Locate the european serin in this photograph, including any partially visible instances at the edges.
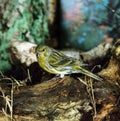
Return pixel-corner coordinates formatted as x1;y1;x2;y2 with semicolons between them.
36;45;103;81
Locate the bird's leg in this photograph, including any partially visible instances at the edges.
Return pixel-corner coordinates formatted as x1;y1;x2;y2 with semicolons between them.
51;74;66;84
60;74;65;78
58;74;69;83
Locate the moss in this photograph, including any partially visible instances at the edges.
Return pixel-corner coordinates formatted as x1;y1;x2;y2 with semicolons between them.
0;0;49;72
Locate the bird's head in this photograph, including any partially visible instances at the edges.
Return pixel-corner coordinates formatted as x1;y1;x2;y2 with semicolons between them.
36;45;50;59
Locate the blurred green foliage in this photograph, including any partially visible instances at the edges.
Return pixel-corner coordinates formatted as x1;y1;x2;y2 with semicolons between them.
0;0;49;72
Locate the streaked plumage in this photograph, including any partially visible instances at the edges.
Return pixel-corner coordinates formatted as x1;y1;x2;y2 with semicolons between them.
36;45;103;81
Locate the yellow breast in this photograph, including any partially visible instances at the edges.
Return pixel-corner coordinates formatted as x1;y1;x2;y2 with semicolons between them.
37;54;46;67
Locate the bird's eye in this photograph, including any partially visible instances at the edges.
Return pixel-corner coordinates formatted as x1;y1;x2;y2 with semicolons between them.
42;49;45;51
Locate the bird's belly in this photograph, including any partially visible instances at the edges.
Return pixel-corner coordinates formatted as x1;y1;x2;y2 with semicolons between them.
56;66;74;74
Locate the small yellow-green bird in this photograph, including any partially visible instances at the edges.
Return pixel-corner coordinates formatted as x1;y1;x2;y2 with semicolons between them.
36;45;103;81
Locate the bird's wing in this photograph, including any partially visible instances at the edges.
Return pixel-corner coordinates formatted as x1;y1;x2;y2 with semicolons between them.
48;49;84;68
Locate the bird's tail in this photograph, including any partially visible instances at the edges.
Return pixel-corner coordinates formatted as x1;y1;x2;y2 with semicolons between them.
78;67;103;81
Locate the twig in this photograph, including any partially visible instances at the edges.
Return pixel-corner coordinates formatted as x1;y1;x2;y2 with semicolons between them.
89;80;97;118
86;79;97;119
10;80;13;120
77;77;87;86
27;69;32;83
0;78;14;121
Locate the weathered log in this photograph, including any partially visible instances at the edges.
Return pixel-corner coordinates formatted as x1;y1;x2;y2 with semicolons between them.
0;75;120;121
11;76;120;121
10;41;112;67
99;42;120;85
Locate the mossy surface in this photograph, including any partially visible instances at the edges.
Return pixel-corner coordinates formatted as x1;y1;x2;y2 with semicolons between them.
0;0;49;72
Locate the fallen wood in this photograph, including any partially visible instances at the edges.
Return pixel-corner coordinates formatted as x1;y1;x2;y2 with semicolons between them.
10;77;120;121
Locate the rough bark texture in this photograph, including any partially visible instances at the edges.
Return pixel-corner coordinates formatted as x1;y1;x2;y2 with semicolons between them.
0;76;120;121
13;77;91;121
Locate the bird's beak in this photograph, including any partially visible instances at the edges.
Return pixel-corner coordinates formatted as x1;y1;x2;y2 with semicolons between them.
36;52;41;57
